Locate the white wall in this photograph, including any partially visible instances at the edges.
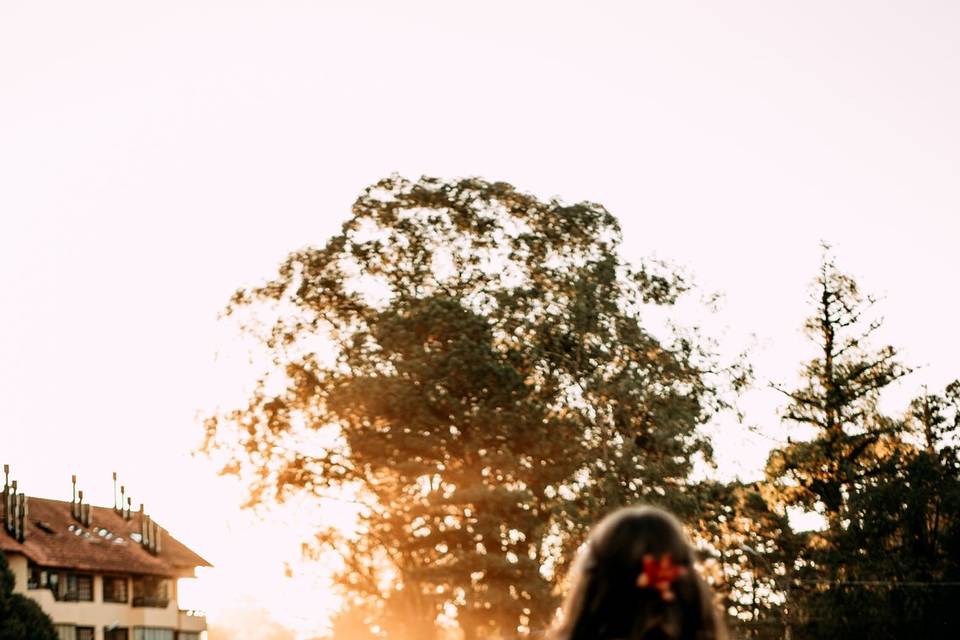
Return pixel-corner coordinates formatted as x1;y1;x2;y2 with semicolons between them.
6;554;205;640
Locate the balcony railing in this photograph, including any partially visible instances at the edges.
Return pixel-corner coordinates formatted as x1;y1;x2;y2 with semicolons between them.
52;590;92;602
132;595;170;608
178;609;208;633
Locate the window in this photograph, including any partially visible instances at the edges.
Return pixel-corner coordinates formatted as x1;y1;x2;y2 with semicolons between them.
176;634;200;640
54;626;75;640
103;575;129;603
36;569;92;601
133;629;174;640
48;571;60;594
59;573;93;601
105;628;130;640
131;575;170;608
52;626;94;640
27;563;42;589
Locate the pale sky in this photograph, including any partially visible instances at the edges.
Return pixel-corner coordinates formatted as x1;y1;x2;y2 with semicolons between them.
2;2;960;637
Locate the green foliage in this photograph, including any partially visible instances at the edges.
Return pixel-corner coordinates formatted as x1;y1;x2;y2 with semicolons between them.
205;175;735;639
693;480;801;635
764;251;960;639
766;250;911;523
810;384;960;639
203;178;960;637
0;553;58;640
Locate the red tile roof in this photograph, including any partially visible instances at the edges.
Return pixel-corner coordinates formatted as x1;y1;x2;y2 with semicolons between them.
0;497;211;577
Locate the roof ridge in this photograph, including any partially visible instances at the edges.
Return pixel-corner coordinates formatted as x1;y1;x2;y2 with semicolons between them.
0;493;212;574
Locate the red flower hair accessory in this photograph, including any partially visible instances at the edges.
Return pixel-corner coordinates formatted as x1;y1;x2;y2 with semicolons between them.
636;554;687;602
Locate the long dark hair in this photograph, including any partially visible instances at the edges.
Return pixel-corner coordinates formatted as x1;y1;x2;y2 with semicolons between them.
549;506;726;640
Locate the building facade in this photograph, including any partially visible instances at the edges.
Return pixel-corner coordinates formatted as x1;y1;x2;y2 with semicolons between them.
1;470;210;640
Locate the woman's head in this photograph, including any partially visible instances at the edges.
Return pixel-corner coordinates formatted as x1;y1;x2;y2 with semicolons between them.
549;506;725;640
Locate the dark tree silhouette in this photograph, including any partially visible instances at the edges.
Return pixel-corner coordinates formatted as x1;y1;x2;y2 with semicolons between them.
0;552;58;640
765;251;960;639
766;248;911;529
204;175;737;639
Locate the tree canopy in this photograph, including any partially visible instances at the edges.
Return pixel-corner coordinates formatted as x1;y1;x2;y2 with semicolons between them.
204;175;737;639
0;553;58;640
203;179;959;639
766;251;911;526
762;251;960;639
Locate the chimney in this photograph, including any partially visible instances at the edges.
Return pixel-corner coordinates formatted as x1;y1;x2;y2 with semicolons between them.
77;490;85;526
83;503;92;528
71;475;78;520
16;493;28;543
11;493;19;541
112;472;118;511
120;485;126;516
2;465;9;534
125;496;132;521
9;480;17;534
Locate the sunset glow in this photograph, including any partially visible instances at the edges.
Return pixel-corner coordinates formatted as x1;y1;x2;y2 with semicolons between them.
4;2;960;638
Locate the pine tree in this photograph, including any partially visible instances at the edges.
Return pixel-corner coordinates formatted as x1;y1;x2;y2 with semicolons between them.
766;249;910;532
763;250;960;638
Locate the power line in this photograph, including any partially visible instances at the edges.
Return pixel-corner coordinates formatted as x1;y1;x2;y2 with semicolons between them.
793;579;960;587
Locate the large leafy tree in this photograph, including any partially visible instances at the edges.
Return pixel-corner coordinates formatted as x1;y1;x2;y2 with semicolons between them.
0;553;58;640
204;176;733;639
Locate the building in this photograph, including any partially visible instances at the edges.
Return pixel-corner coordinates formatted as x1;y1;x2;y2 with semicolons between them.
0;468;210;640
